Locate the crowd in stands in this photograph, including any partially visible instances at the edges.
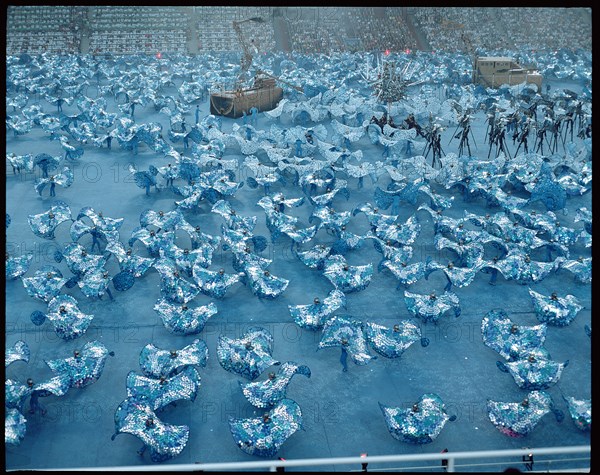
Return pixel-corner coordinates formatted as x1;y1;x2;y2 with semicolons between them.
195;6;276;53
8;5;75;31
413;8;500;53
6;6;591;56
286;7;417;54
288;15;346;54
88;6;189;54
497;7;591;51
7;31;80;55
196;5;273;22
89;31;188;55
345;8;418;52
413;7;591;53
89;6;188;31
6;5;81;55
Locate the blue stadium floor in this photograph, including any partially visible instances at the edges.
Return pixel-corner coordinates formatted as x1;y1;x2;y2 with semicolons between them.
5;64;591;471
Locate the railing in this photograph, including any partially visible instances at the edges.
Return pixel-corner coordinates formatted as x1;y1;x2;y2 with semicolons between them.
24;445;590;472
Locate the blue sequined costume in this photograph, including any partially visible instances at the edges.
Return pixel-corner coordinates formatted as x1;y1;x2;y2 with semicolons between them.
153;298;217;334
76;267;114;300
105;240;155;277
528;289;582;326
487;390;554;437
140;208;184;230
240;361;311;408
44;340;113;388
564;396;591;431
22;265;68;302
5;340;32;443
295;244;333;270
161;242;215;274
425;259;483;290
288;289;346;330
139;339;208;378
380;259;427;288
129;227;175;258
60;242;108;275
309;205;351;232
229;398;302;458
365;321;424;358
112;398;190;462
379;394;455;444
404;290;461;324
559;257;592;284
318;316;376;366
71;207;123;245
27;201;72;239
5;253;33;280
481;309;547;360
5;340;30;367
192;266;245;299
487;248;562;285
153;255;199;304
497;352;568;390
39;294;94;340
125;366;201;411
323;255;373;293
5;408;27;445
243;264;290;300
372;215;421;246
217;327;280;380
211;199;257;232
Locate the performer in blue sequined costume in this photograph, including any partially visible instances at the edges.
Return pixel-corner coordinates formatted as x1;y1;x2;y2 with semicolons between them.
31;294;94;340
217;327;280;380
404;290;461;324
528;289;583;326
365;321;429;358
288;289;346;330
240;361;311;408
563;396;591;431
487;390;560;437
153;298;217;334
44;340;114;389
139;339;208;378
379;394;456;444
111;398;190;462
229;398;302;457
496;351;568;390
481;309;547;361
318;316;377;367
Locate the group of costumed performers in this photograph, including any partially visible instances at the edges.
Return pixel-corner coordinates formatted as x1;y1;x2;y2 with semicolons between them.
5;47;591;464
